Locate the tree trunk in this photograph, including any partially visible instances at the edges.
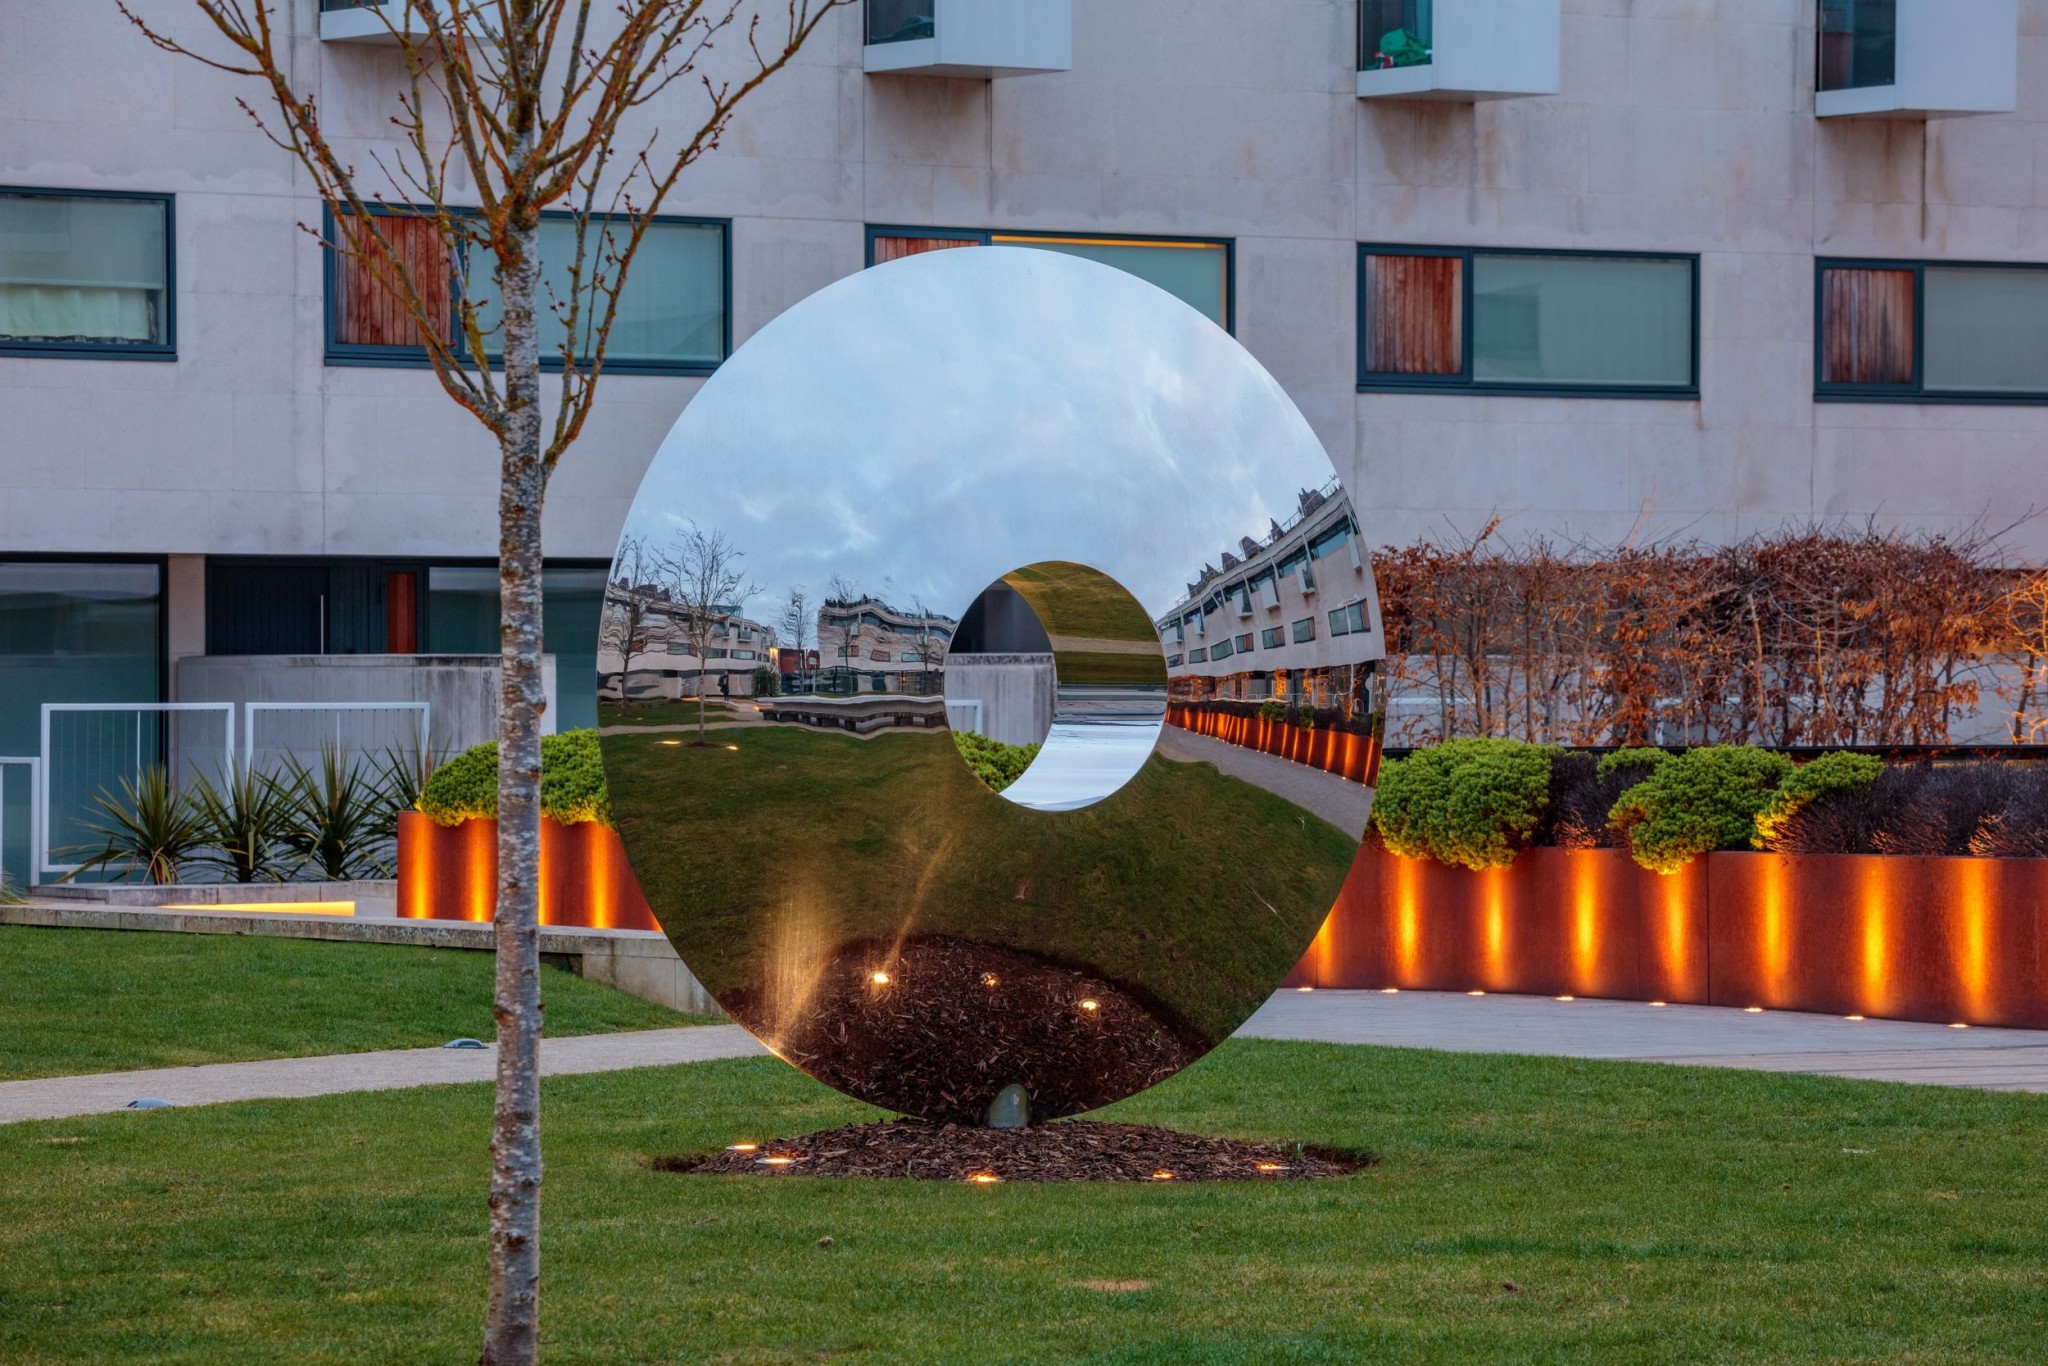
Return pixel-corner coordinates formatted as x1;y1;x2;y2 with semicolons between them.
482;204;546;1366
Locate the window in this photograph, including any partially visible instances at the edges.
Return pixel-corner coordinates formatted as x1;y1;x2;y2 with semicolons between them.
1360;246;1698;396
869;227;1232;330
866;0;935;44
1167;653;1184;668
1235;633;1255;652
901;652;921;663
1817;259;2048;402
1211;638;1235;661
1360;0;1432;70
328;208;728;373
1188;647;1207;664
733;650;756;661
1817;1;1895;93
1292;618;1316;644
0;190;173;358
419;562;608;729
1261;627;1285;650
1328;602;1368;637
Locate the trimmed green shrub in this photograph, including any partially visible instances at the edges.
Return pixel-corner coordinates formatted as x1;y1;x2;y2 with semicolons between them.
1753;752;1884;850
953;730;1040;793
416;729;615;829
1371;738;1555;871
1258;698;1287;723
1596;747;1673;780
1608;746;1794;874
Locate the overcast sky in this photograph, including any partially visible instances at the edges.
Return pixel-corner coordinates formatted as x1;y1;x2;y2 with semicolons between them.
620;245;1338;627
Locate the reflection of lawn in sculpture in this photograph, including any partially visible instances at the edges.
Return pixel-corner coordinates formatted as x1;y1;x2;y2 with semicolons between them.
598;699;742;727
1003;562;1160;643
605;726;1353;1048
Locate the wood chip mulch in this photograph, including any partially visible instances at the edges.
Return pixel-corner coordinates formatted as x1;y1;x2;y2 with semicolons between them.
655;1119;1374;1183
719;934;1204;1125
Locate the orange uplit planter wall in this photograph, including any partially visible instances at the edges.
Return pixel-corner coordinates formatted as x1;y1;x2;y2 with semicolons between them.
1288;842;2048;1029
1167;703;1383;786
396;810;661;932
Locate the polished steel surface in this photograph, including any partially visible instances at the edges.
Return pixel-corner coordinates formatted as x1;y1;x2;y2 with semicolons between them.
600;246;1383;1121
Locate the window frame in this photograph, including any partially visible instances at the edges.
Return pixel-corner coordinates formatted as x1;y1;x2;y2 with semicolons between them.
1357;243;1701;400
1814;255;2048;406
865;224;1237;334
324;204;732;375
0;186;177;361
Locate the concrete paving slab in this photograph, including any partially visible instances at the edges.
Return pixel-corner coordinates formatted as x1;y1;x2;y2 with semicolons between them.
1236;989;2048;1093
0;1025;767;1125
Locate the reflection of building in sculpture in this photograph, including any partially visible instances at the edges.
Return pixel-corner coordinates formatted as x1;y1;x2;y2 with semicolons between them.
598;581;779;701
1155;483;1386;717
815;595;955;696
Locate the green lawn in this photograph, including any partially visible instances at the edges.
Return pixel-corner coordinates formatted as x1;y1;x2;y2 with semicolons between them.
0;927;705;1080
3;1042;2046;1362
1005;562;1161;644
599;699;742;727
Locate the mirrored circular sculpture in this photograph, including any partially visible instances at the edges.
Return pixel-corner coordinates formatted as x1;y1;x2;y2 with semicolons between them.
600;246;1385;1123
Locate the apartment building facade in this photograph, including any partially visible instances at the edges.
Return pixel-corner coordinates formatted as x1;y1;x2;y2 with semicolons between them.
5;0;2048;882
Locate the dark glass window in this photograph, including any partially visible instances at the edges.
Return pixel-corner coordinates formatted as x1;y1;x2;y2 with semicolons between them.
1818;259;2048;402
0;190;173;357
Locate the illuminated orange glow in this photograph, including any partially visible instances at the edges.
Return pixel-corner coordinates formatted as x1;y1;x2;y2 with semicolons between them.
1658;862;1695;1000
1950;1022;1969;1029
758;1155;799;1167
1254;1162;1286;1173
1759;855;1789;1005
1380;987;1399;995
1859;860;1890;1017
1482;867;1508;988
981;973;1001;988
1555;995;1575;1003
1649;1001;1668;1008
1569;854;1598;994
1079;999;1100;1013
727;1143;759;1152
1295;985;1315;993
160;901;357;916
1845;1014;1865;1021
869;970;892;986
1958;857;1991;1020
1466;990;1486;997
466;818;495;924
967;1172;1002;1184
1150;1170;1175;1181
1394;854;1421;982
1745;1006;1764;1014
661;739;681;746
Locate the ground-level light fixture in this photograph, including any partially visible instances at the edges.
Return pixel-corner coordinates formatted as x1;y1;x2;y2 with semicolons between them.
1295;985;1314;993
1466;990;1486;998
1845;1014;1866;1022
1254;1162;1287;1173
661;739;681;746
1078;999;1100;1013
727;1142;760;1153
757;1155;801;1167
1649;1001;1668;1008
1380;987;1399;995
981;972;1000;988
1745;1006;1764;1014
1950;1022;1969;1029
869;970;891;986
1150;1170;1175;1181
966;1172;1002;1185
1555;995;1575;1003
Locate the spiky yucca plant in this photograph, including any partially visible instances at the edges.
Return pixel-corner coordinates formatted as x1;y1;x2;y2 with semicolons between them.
62;766;205;885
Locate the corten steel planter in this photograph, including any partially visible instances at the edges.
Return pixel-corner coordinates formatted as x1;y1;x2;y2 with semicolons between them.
1288;842;2048;1029
396;810;659;932
1167;703;1382;786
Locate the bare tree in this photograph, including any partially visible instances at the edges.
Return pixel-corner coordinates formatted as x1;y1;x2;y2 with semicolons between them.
778;587;812;693
121;3;847;1360
672;522;759;743
910;595;949;693
603;532;668;713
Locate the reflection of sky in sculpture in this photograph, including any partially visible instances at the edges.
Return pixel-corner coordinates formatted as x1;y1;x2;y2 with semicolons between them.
621;247;1336;626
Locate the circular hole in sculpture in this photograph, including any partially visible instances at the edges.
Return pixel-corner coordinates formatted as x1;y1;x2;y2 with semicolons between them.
942;561;1167;811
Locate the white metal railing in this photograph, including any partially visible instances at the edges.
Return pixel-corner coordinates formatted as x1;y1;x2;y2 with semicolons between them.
243;701;430;773
39;703;235;880
0;755;39;889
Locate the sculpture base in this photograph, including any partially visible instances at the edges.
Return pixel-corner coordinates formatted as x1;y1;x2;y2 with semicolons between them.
658;1119;1371;1183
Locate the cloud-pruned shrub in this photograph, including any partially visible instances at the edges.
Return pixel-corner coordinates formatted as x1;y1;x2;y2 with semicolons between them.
1371;738;1555;871
1753;752;1884;850
1608;746;1793;874
417;729;614;829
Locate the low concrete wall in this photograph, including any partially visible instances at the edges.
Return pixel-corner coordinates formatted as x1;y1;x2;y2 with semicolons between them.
2;901;721;1016
175;653;560;760
943;654;1056;746
32;880;398;917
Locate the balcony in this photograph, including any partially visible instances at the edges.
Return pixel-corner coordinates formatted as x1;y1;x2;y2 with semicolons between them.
862;0;1071;79
319;0;495;46
1356;0;1558;102
1815;1;2016;118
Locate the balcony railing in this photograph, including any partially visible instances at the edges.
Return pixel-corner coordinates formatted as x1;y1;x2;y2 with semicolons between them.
1817;0;1896;92
867;0;936;46
1359;0;1432;71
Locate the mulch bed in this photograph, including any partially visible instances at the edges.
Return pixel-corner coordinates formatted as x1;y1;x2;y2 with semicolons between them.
720;935;1205;1125
658;1119;1373;1183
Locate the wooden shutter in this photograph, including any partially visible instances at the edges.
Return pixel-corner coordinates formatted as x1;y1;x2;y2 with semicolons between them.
1821;266;1915;386
336;213;453;348
1364;253;1462;375
872;235;982;265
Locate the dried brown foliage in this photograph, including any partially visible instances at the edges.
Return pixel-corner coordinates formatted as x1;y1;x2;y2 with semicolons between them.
1376;522;2039;748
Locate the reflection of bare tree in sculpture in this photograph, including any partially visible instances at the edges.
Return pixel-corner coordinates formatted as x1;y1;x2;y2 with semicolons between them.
780;588;813;694
605;533;665;712
911;594;947;695
827;574;865;689
673;523;760;745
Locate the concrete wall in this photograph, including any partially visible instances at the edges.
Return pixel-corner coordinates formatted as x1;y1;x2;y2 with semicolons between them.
5;1;2048;566
944;654;1057;746
175;653;559;760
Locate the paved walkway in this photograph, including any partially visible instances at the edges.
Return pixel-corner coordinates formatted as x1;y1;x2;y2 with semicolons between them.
12;991;2044;1125
1238;990;2048;1093
1156;725;1370;834
0;1025;767;1125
